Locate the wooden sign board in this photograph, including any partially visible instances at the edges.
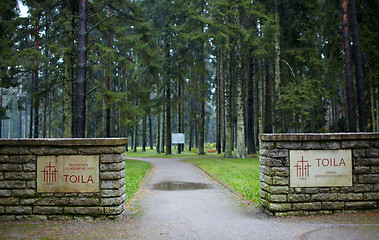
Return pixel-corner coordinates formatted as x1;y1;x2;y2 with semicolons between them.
37;155;99;193
290;150;352;187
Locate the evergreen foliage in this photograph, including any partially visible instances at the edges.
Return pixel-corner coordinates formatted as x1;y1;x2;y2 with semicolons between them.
0;0;378;156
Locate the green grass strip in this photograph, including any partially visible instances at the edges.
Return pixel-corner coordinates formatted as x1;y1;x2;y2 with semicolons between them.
186;157;261;205
125;159;152;202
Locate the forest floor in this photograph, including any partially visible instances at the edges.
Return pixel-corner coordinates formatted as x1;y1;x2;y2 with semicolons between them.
1;156;379;239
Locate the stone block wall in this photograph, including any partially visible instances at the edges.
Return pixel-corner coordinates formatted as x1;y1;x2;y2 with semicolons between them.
259;133;379;216
0;138;128;220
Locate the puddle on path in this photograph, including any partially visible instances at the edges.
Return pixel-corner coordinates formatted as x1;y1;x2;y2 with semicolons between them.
152;181;211;191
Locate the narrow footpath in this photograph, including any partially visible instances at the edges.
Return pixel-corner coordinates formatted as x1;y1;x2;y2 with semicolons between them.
124;157;379;240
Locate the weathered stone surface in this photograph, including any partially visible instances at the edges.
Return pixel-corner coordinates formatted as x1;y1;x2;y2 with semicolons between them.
302;142;321;149
270;186;289;194
101;185;125;197
288;194;311;202
73;215;95;221
337;187;352;193
30;147;77;155
0;215;16;221
104;205;124;215
64;207;104;215
372;141;379;148
259;141;274;149
0;190;11;197
345;201;377;209
266;203;292;212
341;141;370;149
260;173;273;185
23;163;36;171
292;202;321;211
47;215;73;221
260;182;270;192
4;172;35;180
100;170;125;180
20;198;38;205
33;206;63;215
6;206;32;214
79;146;125;154
109;161;125;171
358;174;379;183
9;155;35;163
353;166;370;174
311;193;338;201
352;149;366;158
100;154;123;163
273;176;288;186
0;146;29;155
0;164;23;171
259;156;283;167
321;142;340;149
101;179;125;189
100;164;109;171
69;198;99;206
100;195;125;206
371;166;379;174
12;189;36;198
276;142;302;149
0;197;19;205
301;188;320;194
0;180;26;189
37;198;70;206
16;215;49;221
27;180;36;189
272;167;289;177
363;192;379;200
356;158;379;166
268;194;287;203
322;202;344;210
260;149;288;158
366;149;379;158
260;165;272;176
354;184;372;192
0;155;9;163
338;193;363;201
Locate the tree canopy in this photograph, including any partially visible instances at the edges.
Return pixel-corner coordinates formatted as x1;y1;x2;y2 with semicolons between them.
0;0;378;157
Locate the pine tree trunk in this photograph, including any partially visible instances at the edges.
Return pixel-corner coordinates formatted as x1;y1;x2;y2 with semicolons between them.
33;59;39;138
105;10;112;137
156;107;160;153
341;0;357;132
62;0;75;138
247;48;256;154
142;114;147;152
149;115;153;149
189;96;193;152
264;62;273;133
74;0;88;138
159;103;165;153
274;0;281;133
133;122;138;152
165;80;171;155
225;52;233;158
235;38;246;158
216;48;221;154
349;0;367;132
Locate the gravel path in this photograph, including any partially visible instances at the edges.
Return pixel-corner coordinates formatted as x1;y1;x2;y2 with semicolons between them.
0;157;378;240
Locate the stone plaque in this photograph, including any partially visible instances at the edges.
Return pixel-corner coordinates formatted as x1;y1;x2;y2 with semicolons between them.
37;155;99;193
290;150;352;187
